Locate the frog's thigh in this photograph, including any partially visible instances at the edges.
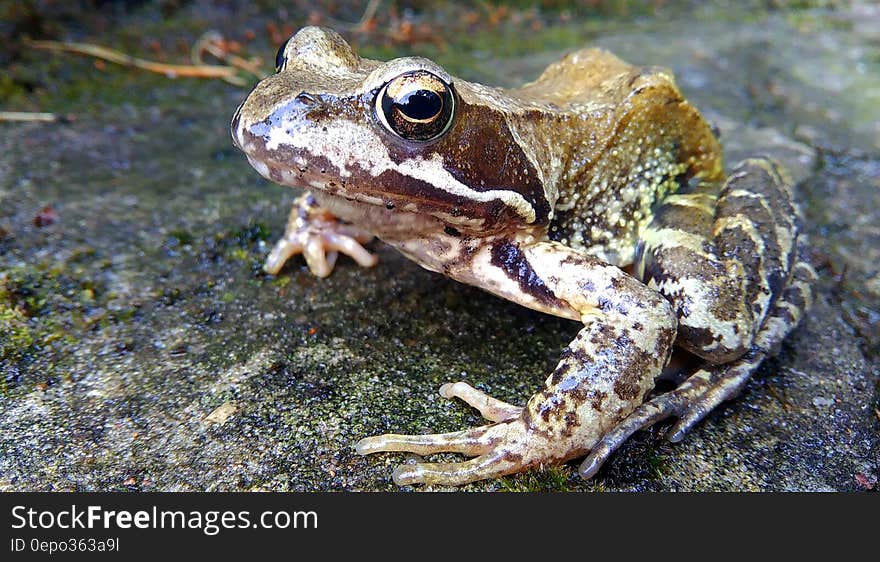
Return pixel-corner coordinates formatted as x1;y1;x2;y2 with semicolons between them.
579;159;814;479
638;158;799;364
664;247;816;439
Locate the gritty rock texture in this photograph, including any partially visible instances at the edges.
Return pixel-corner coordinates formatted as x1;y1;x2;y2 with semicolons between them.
1;1;877;491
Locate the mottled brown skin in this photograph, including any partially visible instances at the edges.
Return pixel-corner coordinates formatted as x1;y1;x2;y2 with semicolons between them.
231;27;815;486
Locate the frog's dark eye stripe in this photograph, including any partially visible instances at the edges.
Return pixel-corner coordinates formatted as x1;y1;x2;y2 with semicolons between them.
274;37;291;72
375;70;455;142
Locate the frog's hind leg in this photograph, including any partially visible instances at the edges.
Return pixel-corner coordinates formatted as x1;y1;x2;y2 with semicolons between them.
579;158;817;479
580;251;815;478
356;244;678;486
640;157;811;365
665;254;816;440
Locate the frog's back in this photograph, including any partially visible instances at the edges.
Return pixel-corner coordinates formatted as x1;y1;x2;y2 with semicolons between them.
510;48;725;265
511;48;649;108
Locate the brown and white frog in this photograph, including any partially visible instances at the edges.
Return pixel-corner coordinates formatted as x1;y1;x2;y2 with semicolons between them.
231;26;816;486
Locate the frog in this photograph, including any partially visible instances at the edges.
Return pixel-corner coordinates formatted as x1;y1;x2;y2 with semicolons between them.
230;26;816;486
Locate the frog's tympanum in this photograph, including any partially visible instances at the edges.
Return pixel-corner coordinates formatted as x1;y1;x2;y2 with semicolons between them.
231;27;816;486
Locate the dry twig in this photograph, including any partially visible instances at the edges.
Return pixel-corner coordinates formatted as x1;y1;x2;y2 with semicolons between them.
25;38;248;85
0;111;60;122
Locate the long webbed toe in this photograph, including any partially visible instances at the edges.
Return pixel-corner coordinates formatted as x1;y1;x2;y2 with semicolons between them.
439;381;523;422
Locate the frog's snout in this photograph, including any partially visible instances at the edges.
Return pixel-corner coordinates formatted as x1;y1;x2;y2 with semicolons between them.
230;88;327;159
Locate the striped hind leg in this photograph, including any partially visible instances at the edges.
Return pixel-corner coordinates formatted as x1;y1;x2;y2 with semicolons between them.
665;254;817;439
579;249;815;478
580;158;816;478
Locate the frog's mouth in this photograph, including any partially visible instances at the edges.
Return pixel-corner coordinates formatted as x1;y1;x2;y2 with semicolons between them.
253;155;428;213
244;150;525;236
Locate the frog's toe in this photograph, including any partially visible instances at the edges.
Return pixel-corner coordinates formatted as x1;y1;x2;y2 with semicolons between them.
322;232;379;267
391;451;522;486
264;228;376;278
439;381;523;422
265;192;378;277
580;351;771;478
579;367;723;478
264;233;337;278
667;351;765;442
304;237;340;278
264;237;304;276
356;423;502;457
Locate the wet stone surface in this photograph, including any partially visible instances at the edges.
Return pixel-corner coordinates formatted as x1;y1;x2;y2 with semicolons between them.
1;3;878;491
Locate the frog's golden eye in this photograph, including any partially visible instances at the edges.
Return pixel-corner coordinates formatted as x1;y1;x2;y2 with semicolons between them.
274;38;291;72
376;71;455;142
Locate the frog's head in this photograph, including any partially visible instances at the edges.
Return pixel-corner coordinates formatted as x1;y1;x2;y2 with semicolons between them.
232;26;549;235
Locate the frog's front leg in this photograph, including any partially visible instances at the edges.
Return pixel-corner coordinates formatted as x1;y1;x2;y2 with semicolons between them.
356;241;677;486
264;191;378;277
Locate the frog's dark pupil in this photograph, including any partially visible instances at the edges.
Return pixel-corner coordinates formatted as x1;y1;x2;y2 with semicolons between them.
396;90;442;120
274;38;290;72
377;74;454;141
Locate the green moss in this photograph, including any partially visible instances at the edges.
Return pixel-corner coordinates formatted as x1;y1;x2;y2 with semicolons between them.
498;465;573;491
212;223;272;253
160;287;183;305
2;264;103;315
0;262;109;391
647;451;671;479
108;307;139;323
168;229;194;246
0;71;29;105
68;247;98;263
233;223;271;244
227;247;249;262
0;305;35;365
1;267;48;316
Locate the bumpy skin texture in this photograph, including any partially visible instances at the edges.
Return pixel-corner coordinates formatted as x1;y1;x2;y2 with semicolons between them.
231;27;815;486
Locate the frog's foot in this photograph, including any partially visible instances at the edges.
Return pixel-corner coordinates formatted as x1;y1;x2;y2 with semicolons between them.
356;382;531;485
359;241;680;486
356;416;554;486
264;191;377;277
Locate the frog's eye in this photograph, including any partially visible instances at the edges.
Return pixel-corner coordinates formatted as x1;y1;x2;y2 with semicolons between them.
375;70;455;142
274;38;291;72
